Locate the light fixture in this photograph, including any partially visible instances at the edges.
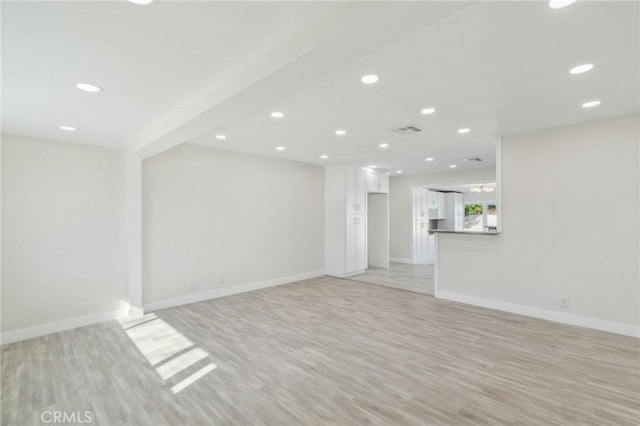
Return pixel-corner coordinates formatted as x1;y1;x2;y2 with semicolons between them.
59;125;77;131
215;134;226;140
75;82;102;93
378;143;389;148
569;63;593;75
449;164;457;168
276;146;285;151
128;0;155;5
549;0;578;9
368;165;377;168
425;157;434;162
457;128;471;134
582;100;601;108
396;170;403;174
470;185;495;193
335;130;346;136
320;155;328;159
361;74;379;84
420;108;436;115
270;111;284;118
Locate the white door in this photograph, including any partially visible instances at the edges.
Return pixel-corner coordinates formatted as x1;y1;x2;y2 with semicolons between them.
426;234;435;263
346;215;367;273
356;216;368;271
346;215;357;272
416;220;429;263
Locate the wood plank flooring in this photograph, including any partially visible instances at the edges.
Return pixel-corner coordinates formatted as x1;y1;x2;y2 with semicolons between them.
348;261;434;295
2;276;639;425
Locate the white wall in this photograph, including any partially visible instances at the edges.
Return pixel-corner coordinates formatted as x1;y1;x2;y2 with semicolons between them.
463;191;496;203
142;144;324;305
389;167;496;262
1;134;127;334
437;115;639;333
368;193;389;268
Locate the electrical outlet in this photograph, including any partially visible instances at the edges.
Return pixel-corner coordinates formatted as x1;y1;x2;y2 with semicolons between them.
560;297;570;308
190;282;196;292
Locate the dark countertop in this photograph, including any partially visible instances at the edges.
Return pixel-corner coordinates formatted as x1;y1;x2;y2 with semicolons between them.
430;229;500;236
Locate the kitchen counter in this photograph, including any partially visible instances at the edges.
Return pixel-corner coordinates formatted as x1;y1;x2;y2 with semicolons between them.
430;229;500;236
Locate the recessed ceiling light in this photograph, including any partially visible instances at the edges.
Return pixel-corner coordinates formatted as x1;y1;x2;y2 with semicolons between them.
582;100;601;108
361;74;379;84
128;0;155;5
215;134;226;140
457;128;471;134
276;146;285;151
335;130;346;136
569;63;594;75
378;143;389;148
549;0;578;9
396;170;403;174
320;155;328;160
449;164;457;168
75;82;102;93
368;165;377;168
420;108;436;115
425;157;434;162
270;111;284;118
59;125;77;132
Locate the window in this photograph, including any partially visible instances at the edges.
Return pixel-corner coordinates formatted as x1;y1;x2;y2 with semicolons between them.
464;201;497;232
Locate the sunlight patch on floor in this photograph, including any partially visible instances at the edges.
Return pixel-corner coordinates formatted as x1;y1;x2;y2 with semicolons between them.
119;314;217;394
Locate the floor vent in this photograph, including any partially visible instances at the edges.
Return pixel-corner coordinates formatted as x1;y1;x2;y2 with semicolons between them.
392;125;423;135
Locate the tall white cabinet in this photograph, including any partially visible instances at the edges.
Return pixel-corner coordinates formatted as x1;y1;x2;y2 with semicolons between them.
326;165;368;277
440;192;464;231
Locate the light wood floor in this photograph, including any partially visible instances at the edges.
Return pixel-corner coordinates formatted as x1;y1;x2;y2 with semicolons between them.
349;261;434;295
2;277;639;425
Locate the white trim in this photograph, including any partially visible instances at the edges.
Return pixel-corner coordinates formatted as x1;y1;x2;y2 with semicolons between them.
389;257;413;264
1;306;130;345
437;291;640;338
144;270;325;312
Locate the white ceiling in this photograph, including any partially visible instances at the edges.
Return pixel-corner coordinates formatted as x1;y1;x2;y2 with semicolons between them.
1;1;338;148
3;1;639;175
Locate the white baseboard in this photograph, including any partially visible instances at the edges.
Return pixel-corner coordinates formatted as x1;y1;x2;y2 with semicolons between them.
1;306;130;345
389;257;413;264
436;290;640;338
144;270;325;312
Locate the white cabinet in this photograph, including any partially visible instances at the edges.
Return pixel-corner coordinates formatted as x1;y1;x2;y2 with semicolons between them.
415;221;435;264
325;165;368;277
427;191;446;219
441;192;464;231
346;166;367;215
366;169;389;194
346;215;367;273
415;188;429;220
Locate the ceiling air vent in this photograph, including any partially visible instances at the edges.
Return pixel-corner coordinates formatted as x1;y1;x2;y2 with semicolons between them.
464;157;483;162
392;125;422;135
